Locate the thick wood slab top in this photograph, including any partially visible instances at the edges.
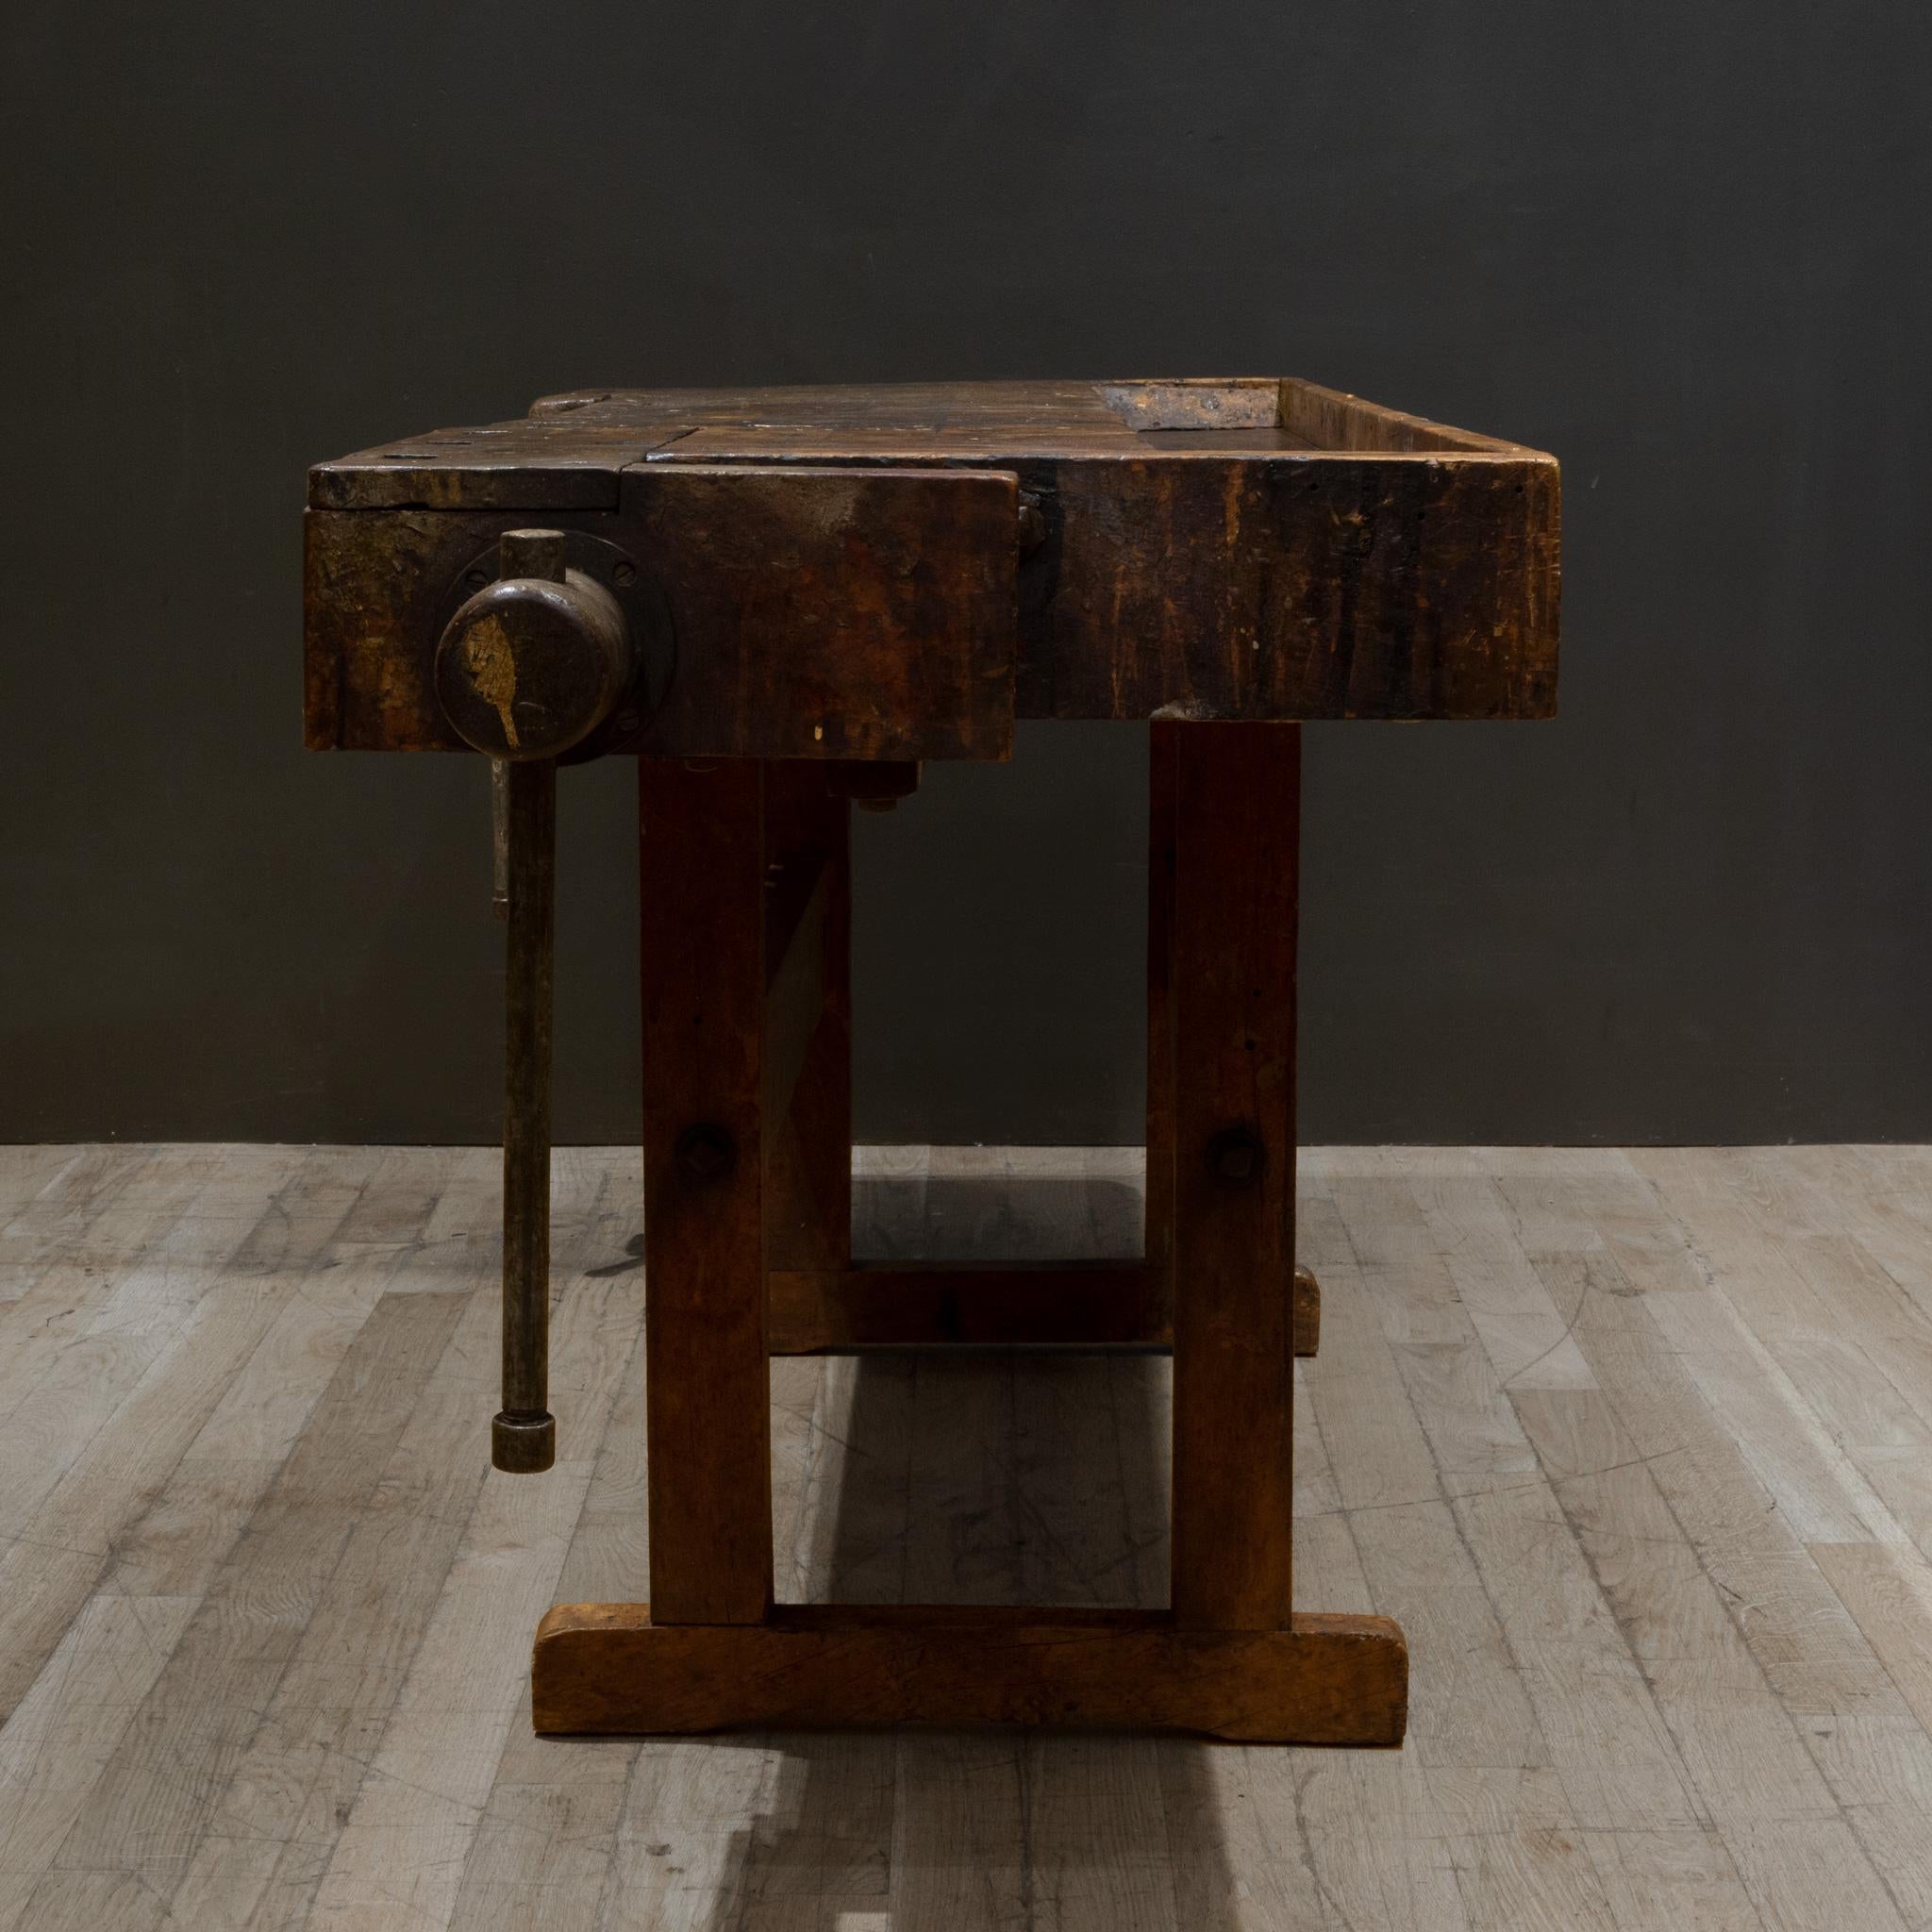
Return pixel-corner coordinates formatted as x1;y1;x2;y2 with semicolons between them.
313;376;1534;506
306;376;1559;751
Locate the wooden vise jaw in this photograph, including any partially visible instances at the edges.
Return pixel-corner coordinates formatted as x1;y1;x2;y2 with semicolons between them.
306;464;1024;765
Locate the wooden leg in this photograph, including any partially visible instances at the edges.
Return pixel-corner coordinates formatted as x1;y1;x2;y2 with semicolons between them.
1145;720;1179;1319
533;736;1400;1743
1148;722;1316;1358
640;757;773;1625
763;762;852;1274
1170;722;1299;1630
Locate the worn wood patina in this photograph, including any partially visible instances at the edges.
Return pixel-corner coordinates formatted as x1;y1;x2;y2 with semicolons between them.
307;376;1558;757
301;375;1559;1743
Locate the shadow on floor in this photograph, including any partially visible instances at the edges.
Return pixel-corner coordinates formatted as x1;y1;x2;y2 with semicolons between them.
852;1168;1147;1263
690;1168;1248;1930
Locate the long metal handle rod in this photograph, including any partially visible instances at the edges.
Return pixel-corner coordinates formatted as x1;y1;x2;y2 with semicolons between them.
492;753;558;1471
491;759;511;920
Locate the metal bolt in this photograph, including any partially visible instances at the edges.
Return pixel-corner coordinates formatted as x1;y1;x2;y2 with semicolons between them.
1017;493;1048;554
1207;1127;1265;1187
464;567;491;590
675;1123;737;1183
613;560;638;587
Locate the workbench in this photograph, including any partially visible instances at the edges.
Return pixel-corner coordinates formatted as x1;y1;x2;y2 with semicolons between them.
304;376;1560;1743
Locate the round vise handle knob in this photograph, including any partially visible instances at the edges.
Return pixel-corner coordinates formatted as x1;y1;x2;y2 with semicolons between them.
435;528;633;760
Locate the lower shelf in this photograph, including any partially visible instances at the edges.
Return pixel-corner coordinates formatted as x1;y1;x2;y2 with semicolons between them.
533;1601;1406;1744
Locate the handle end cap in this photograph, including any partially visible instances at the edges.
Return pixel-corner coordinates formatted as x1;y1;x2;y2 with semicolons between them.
492;1411;557;1474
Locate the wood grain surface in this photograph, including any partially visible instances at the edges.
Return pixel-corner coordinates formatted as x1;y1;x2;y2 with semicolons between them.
760;762;853;1276
532;1604;1407;1743
4;1141;1926;1926
638;759;773;1624
1169;724;1300;1630
764;1260;1321;1356
305;376;1559;751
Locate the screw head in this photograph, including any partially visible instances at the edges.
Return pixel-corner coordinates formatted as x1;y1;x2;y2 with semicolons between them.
675;1123;737;1184
612;560;638;587
464;566;491;590
1207;1127;1265;1187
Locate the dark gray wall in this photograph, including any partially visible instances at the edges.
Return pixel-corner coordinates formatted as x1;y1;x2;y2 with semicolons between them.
6;4;1929;1146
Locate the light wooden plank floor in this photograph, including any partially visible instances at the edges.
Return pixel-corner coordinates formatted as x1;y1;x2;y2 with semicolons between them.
0;1143;1929;1929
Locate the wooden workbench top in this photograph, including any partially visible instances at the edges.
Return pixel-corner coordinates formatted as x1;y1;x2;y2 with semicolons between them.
306;376;1559;756
312;376;1538;506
